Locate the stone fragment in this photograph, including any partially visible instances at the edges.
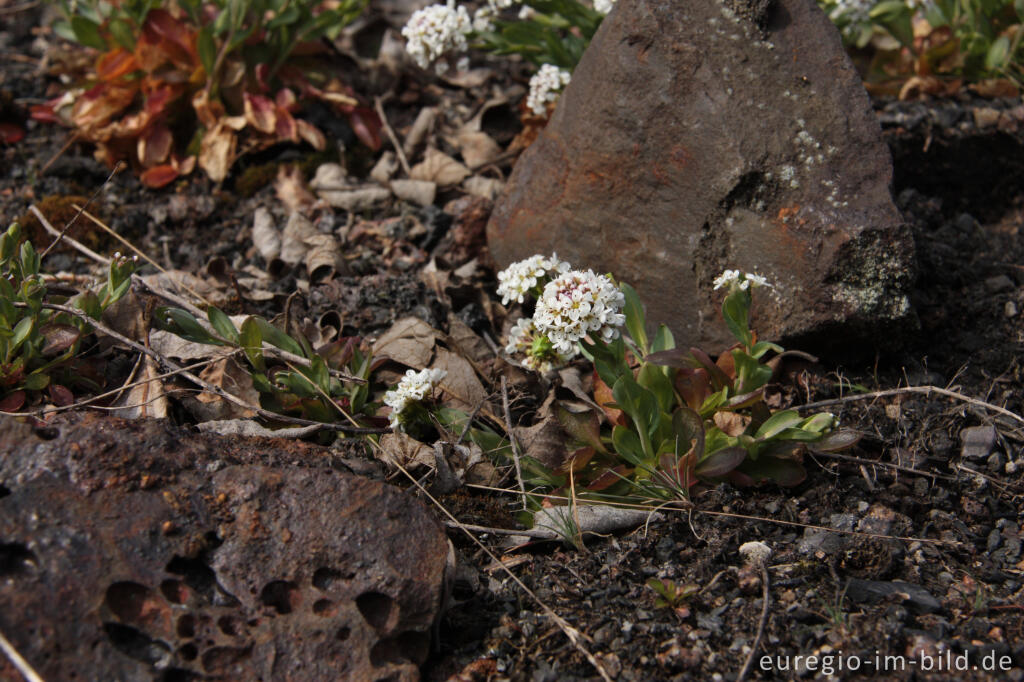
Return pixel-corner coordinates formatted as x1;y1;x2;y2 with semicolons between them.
487;0;914;352
0;413;448;682
985;274;1015;293
960;424;998;460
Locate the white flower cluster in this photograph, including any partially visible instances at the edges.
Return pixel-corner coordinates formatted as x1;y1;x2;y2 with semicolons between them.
496;253;571;305
827;0;875;25
534;269;626;355
593;0;616;14
402;2;472;71
383;368;447;430
504;317;571;372
712;269;772;291
526;64;572;116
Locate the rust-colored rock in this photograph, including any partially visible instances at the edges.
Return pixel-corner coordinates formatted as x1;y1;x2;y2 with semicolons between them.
0;413;448;681
488;0;915;352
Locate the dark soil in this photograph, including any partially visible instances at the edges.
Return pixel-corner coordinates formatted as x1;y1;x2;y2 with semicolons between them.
1;3;1022;681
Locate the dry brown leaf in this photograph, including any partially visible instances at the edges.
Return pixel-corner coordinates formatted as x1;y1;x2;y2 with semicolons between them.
114;356;168;420
274;165;315;213
196;356;259;420
379;432;435;470
280;212;316;265
310;162;349;190
446;313;492;364
318;186;392;211
371;151;399;184
303;233;342;281
252;207;281;262
456;129;501;168
532;505;665;538
713;410;749;437
433;348;488;413
198;119;238;183
403;107;437;160
372;316;437;368
391;178;436;207
411;148;471;187
463;175;505;200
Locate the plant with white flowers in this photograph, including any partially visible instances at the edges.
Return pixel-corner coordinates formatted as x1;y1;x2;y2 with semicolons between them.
401;1;473;74
384;367;448;431
496;252;570;305
497;257;860;507
526;64;572;116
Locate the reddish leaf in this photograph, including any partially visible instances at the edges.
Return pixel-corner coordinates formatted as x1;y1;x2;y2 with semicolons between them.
72;83;137;131
0;390;25;413
0;123;24;144
140;164;180;188
40;324;81;356
275;107;298;142
347;107;382;150
138;123;173;166
275;88;298;112
593;371;626;426
674;368;710;412
587;464;632;491
96;47;139;81
556;446;596;474
694;446;747;479
296;119;325;150
244;93;276;134
48;384;74;407
29;102;62;124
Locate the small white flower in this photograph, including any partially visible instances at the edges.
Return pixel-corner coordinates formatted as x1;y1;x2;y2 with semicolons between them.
401;2;472;70
739;540;772;567
384;367;447;430
505;317;571;372
518;5;536;19
473;6;496;32
526;64;572;116
496;253;571;305
593;0;616;14
713;269;772;291
534;269;626;355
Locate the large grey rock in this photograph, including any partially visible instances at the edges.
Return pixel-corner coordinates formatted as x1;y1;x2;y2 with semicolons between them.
487;0;915;352
0;413;448;681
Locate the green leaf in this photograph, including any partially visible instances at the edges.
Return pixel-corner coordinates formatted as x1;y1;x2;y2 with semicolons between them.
612;373;660;440
10;316;33;355
755;409;803;439
650;324;674;353
695;446;746;478
207;307;239;344
732;349;772;393
810;429;861;453
70;16;108;50
75;291;102;320
611;425;646;466
620;282;648;354
253;317;304;357
1017;0;1024;22
159;307;226;346
672;407;704;459
309;355;330;394
722;288;752;347
985;35;1010;70
799;412;835;434
637;363;674;413
239;317;265;372
750;340;784;359
23;372;50;390
251;372;274;393
198;26;217;74
108;18;136;49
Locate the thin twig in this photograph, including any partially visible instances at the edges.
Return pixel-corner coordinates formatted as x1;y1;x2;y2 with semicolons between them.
0;628;44;682
70;204;212;306
39;163;123;259
441;520;554;539
813;451;958;482
501;376;528;511
464;483;956;546
736;562;771;682
798;385;1024;426
373;96;412;177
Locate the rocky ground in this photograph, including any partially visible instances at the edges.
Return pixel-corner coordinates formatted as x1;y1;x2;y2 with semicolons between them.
1;1;1023;681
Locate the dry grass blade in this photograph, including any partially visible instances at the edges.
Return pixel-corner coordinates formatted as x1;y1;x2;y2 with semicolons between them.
501;376;528;511
374;96;412;177
0;627;45;682
39;164;122;259
798;385;1024;426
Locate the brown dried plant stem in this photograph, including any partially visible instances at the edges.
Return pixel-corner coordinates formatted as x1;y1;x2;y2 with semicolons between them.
15;301;384;435
39;162;123;259
798;385;1024;426
501;376;529;511
736;561;771;682
373;96;412;177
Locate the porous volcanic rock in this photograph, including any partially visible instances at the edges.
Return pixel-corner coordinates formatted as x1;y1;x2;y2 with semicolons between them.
487;0;916;353
0;413;448;682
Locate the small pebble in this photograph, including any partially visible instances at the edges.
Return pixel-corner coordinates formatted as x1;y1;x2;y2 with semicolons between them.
961;425;998;460
1006;301;1019;318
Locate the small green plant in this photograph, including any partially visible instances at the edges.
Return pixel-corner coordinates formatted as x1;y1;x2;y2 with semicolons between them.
647;578;700;610
35;0;380;187
154;305;378;428
498;257;861;506
821;0;1024;88
0;222;136;412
